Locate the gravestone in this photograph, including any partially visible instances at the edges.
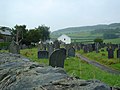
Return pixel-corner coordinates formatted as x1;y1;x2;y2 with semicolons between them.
95;43;99;53
83;45;88;53
43;44;47;50
92;44;95;51
38;42;44;51
117;48;120;58
48;43;54;57
68;47;75;57
9;40;20;54
21;44;28;49
49;48;66;68
38;51;49;59
108;48;114;59
89;45;93;52
60;48;67;57
54;40;60;49
76;45;80;51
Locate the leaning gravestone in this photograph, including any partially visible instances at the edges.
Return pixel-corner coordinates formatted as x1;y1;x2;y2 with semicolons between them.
68;47;75;57
117;48;120;58
49;48;66;68
38;51;49;59
108;48;114;59
9;40;20;54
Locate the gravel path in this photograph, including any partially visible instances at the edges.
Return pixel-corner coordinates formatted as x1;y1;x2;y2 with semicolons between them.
76;53;120;75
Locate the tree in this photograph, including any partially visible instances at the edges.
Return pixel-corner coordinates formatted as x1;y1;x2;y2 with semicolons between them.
26;25;50;44
35;25;50;42
94;38;103;43
11;25;28;45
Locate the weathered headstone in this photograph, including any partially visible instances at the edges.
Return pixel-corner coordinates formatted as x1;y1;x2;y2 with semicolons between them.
95;43;99;53
38;51;49;59
117;48;120;58
68;47;75;57
108;48;114;59
21;44;28;49
49;48;66;68
83;45;88;53
48;43;54;57
92;43;95;51
54;40;60;49
43;44;47;50
9;40;20;54
38;42;44;51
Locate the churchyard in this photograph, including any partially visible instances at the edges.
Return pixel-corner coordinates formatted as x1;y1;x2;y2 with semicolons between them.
0;40;120;87
19;46;120;87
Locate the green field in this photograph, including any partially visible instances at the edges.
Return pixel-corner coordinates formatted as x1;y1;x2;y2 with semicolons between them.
20;48;120;87
51;31;120;44
104;38;120;44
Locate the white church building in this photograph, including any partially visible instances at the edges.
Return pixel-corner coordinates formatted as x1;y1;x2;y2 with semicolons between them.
57;34;71;44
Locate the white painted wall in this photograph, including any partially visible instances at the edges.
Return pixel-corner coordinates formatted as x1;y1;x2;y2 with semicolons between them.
57;34;71;44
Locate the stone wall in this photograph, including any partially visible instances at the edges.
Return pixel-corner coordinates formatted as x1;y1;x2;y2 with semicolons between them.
0;53;112;90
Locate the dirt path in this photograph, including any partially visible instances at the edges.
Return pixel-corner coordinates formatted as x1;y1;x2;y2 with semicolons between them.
76;53;120;75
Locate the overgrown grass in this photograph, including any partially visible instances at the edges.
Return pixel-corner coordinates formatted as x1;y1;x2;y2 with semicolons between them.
65;57;120;87
20;48;49;65
77;48;120;71
20;48;120;87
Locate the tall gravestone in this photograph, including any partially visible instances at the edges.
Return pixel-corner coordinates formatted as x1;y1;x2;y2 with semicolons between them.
68;47;75;57
49;48;66;68
38;51;49;59
9;40;20;54
54;40;60;49
38;42;44;51
48;43;54;57
107;48;114;59
117;48;120;58
83;45;88;53
95;43;99;53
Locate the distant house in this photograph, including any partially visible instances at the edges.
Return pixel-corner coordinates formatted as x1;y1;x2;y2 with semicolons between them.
0;26;12;42
57;34;71;44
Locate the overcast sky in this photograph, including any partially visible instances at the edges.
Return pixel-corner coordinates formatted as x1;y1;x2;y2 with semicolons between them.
0;0;120;31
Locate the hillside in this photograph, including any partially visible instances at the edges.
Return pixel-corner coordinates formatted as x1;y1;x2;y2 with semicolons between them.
52;23;120;36
51;23;120;43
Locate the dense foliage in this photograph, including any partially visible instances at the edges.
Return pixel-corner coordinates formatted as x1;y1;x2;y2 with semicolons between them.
94;38;103;43
11;25;50;45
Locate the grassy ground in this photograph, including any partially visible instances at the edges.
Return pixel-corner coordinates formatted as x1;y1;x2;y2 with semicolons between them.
77;48;120;71
20;48;120;87
65;57;120;87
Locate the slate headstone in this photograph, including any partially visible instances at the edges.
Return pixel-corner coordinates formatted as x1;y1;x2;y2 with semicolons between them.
108;48;114;59
38;42;44;51
38;51;49;59
54;40;60;49
68;47;75;57
117;48;120;58
9;40;20;54
49;48;66;68
83;45;88;53
48;43;54;57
